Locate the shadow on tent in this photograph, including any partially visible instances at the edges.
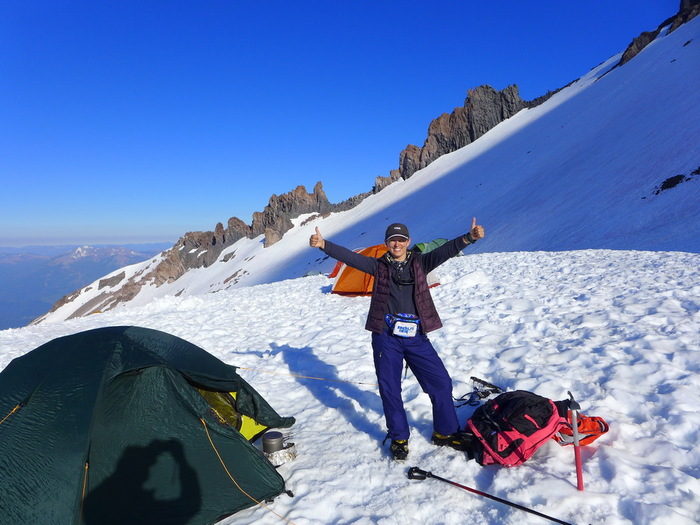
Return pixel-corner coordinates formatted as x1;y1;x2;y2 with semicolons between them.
83;439;200;525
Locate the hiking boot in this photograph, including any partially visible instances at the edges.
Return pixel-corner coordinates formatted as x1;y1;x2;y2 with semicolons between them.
432;431;476;454
389;439;409;461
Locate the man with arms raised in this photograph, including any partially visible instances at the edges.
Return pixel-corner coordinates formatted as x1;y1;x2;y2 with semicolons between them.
309;219;484;460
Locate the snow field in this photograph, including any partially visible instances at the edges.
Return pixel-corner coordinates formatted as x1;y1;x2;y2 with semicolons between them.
1;249;699;524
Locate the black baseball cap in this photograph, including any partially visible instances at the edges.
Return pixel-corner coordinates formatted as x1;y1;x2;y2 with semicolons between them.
385;223;410;240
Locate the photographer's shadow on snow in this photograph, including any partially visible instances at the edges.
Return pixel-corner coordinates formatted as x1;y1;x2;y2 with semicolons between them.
278;344;385;441
83;439;201;525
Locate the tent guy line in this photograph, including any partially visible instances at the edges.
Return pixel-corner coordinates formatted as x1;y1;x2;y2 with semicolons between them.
0;403;20;424
237;366;378;386
200;417;298;525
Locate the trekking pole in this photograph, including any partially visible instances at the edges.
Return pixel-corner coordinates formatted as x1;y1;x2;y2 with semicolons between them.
407;467;573;525
568;391;585;491
469;376;503;393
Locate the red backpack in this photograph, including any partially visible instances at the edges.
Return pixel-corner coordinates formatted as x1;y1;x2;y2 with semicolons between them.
467;390;568;467
466;390;609;467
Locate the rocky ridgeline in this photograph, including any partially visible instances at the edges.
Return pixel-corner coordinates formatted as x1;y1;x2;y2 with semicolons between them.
37;82;540;323
37;0;699;321
138;83;543;290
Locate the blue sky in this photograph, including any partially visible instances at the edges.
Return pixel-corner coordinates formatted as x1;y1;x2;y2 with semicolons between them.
0;0;678;246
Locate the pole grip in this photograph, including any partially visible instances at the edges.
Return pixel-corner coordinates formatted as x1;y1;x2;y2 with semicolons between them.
407;467;428;480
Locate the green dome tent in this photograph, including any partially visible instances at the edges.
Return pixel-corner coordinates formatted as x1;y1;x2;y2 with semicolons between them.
0;326;295;525
412;238;448;254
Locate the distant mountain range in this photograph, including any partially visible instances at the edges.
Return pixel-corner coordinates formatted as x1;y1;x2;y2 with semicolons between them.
0;244;171;330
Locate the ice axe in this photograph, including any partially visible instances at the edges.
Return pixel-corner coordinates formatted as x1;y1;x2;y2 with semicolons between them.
568;391;585;491
407;467;573;525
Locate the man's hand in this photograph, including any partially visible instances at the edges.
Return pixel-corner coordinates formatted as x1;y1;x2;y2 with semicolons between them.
469;217;485;241
309;227;325;249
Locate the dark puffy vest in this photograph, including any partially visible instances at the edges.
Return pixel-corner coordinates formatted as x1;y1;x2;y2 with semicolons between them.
365;256;443;333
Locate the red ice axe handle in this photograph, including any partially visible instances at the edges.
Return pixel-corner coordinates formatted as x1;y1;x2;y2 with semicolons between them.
568;391;585;491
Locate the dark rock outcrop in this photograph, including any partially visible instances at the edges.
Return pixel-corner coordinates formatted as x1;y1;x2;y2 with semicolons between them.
98;271;126;290
394;85;528;181
251;182;332;240
619;1;699;66
226;217;252;244
160;182;333;273
329;192;372;212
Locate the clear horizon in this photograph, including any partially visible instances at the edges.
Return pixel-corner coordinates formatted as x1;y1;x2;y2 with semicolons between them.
0;237;177;249
0;239;177;250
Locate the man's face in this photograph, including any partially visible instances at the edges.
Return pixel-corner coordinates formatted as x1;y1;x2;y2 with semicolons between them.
385;236;410;261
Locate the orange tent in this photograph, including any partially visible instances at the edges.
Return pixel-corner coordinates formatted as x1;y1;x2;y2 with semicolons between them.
329;241;446;296
330;244;387;296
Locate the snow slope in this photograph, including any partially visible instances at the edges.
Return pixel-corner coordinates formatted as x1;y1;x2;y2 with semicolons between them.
1;249;699;524
37;16;700;323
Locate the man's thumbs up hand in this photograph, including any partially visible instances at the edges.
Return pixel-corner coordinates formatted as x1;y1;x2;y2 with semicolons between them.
309;227;325;249
469;217;485;242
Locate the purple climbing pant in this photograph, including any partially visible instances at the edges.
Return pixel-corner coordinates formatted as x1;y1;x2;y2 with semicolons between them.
372;329;459;441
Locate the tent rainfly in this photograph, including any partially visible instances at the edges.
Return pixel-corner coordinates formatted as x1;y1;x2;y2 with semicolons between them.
329;244;388;296
0;326;295;525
